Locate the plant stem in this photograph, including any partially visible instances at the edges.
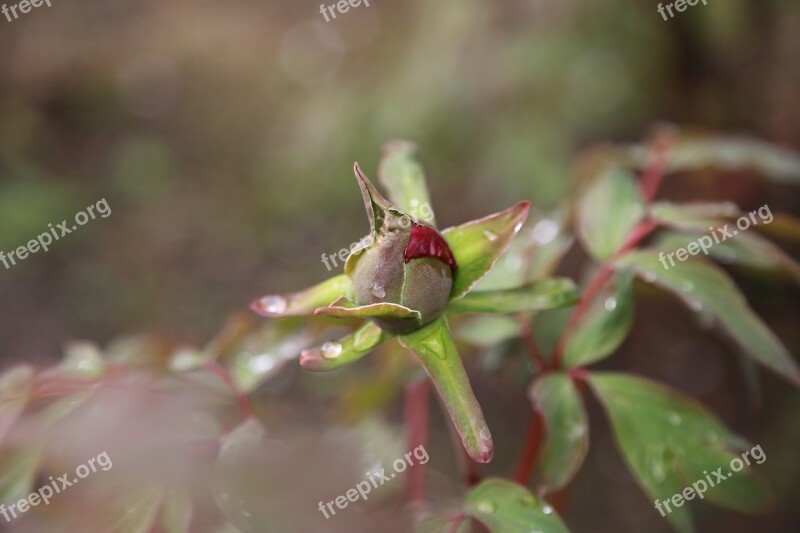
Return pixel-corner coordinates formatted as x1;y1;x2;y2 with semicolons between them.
404;377;430;512
513;409;544;485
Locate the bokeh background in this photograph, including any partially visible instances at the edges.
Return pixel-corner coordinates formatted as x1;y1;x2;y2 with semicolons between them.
1;0;799;531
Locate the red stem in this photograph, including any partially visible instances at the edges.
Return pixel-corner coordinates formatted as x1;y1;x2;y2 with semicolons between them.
404;377;430;511
513;409;544;485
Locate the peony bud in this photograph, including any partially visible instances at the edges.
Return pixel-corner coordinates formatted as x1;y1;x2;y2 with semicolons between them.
346;164;457;335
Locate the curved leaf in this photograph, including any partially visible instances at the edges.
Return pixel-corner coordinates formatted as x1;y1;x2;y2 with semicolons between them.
443;201;531;300
378;140;437;226
300;321;391;371
251;275;354;317
464;478;568;533
447;278;578;315
399;317;493;463
615;250;800;385
589;372;773;533
577;167;645;261
563;270;635;368
529;373;589;493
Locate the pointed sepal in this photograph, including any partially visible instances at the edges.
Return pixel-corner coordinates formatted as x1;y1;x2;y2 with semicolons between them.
399;317;493;463
443;201;531;299
250;275;354;317
300;322;391;371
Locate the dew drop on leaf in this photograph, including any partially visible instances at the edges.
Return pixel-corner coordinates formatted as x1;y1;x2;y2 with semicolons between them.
258;295;287;314
483;230;499;242
542;504;554;515
476;501;496;514
321;342;343;359
371;283;386;299
603;297;617;311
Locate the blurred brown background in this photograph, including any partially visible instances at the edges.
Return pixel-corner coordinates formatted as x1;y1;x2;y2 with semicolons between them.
1;0;799;531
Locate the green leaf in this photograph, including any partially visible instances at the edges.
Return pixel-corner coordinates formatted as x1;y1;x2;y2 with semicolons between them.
300;321;391;371
313;296;422;321
251;275;354;317
447;278;579;315
162;488;193;533
464;478;569;533
0;365;34;442
0;445;44;504
626;136;800;184
577;167;646;261
649;201;740;232
563;271;635;368
589;373;773;533
476;211;574;290
529;373;589;493
378;140;436;226
615;250;800;385
453;315;520;347
226;324;312;392
444;201;531;300
399;317;493;463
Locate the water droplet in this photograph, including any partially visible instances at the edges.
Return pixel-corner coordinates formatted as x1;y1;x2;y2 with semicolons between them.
371;283;386;299
542;505;554;515
642;271;657;283
532;219;558;244
479;427;491;440
410;198;420;208
688;299;704;312
506;255;523;272
681;281;694;292
321;342;342;359
483;230;498;242
476;501;496;514
568;425;587;440
514;221;524;233
649;459;666;483
668;412;682;426
249;353;275;374
258;295;287;314
604;297;617;311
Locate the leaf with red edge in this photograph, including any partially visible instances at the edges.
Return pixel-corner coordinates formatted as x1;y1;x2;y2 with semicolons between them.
443;201;531;300
251;275;354;317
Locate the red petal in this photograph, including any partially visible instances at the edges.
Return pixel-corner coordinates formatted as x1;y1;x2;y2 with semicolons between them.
404;223;458;272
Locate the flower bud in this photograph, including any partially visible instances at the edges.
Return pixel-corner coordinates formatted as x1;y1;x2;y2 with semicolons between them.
347;165;457;335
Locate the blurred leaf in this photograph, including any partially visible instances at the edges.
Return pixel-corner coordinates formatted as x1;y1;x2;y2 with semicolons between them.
463;478;568;533
106;488;165;533
399;317;493;463
563;271;635;368
447;278;579;315
532;307;572;359
476;211;574;291
378;140;436;226
251;275;354;317
649;201;740;232
454;315;520;348
0;445;44;504
529;373;588;493
300;322;390;372
0;365;34;442
589;373;773;533
626;136;800;183
577;167;645;261
162;488;193;533
444;201;531;299
615;250;800;385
